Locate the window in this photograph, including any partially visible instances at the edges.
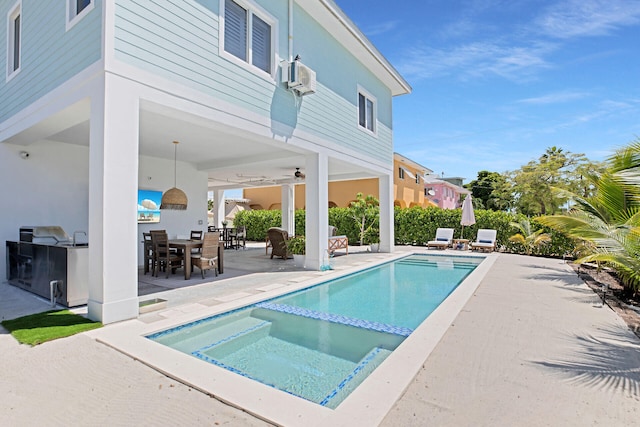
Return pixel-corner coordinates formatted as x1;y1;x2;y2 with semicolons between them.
222;0;274;75
66;0;93;31
398;167;404;179
357;87;376;134
415;174;420;184
7;1;21;80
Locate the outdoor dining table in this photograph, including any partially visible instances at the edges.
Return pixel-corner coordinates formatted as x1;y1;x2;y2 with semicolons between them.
168;239;225;279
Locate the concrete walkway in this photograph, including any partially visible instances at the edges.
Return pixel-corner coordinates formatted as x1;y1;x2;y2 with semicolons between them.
1;250;639;426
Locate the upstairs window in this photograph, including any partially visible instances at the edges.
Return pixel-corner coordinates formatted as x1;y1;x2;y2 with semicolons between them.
66;0;94;31
357;87;376;135
7;1;21;80
415;174;420;184
222;0;275;75
398;167;404;179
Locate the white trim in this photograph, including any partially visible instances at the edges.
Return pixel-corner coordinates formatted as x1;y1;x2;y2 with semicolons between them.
6;0;22;82
218;0;279;81
400;166;415;180
66;0;95;32
357;84;377;137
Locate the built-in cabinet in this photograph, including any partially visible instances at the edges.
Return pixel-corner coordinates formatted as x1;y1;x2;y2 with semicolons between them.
6;241;88;307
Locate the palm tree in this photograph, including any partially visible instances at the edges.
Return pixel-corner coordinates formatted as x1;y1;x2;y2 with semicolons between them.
538;141;640;295
508;219;551;255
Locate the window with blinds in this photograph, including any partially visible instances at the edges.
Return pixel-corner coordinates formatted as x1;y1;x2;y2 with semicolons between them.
358;88;377;134
223;0;273;74
7;2;21;79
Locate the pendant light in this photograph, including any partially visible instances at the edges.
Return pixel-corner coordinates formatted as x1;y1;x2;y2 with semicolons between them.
160;140;188;210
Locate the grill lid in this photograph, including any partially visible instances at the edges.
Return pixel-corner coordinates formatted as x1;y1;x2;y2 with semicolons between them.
20;226;71;243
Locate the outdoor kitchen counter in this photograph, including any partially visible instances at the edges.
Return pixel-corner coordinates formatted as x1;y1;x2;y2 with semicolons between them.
6;241;88;307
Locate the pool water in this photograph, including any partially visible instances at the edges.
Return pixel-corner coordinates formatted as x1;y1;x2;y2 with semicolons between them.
148;254;483;409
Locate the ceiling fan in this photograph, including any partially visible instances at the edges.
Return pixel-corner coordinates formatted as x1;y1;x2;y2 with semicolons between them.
294;168;305;179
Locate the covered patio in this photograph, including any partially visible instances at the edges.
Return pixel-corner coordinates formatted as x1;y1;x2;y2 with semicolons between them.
1;72;395;325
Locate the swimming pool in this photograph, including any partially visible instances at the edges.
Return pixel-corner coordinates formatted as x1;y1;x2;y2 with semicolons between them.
147;254;484;409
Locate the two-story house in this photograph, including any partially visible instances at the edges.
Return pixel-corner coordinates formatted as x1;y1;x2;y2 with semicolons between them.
424;175;470;209
0;0;410;323
242;152;433;211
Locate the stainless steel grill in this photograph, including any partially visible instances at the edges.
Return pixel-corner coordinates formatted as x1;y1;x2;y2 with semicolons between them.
19;226;71;244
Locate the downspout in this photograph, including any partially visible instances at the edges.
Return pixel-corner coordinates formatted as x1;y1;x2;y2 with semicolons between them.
288;0;293;61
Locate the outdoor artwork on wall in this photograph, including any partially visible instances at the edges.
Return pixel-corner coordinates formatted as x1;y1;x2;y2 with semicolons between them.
137;189;162;223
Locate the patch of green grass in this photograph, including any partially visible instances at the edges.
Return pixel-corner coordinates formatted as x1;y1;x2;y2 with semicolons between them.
1;309;102;346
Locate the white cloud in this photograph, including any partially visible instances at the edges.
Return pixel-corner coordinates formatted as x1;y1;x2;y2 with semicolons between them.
398;41;554;81
362;20;399;37
536;0;640;39
517;91;590;105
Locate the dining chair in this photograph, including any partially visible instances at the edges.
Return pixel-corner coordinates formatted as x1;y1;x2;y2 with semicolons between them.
190;230;203;255
151;231;183;278
191;232;219;279
229;225;246;250
142;232;153;274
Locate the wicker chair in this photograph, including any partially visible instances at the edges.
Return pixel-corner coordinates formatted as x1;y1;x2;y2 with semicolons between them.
267;227;292;259
151;231;183;278
191;232;219;279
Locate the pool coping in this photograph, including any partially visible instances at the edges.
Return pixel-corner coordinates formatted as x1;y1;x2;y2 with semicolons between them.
88;251;498;426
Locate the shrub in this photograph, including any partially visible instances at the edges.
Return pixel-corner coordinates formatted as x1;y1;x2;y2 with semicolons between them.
233;206;576;257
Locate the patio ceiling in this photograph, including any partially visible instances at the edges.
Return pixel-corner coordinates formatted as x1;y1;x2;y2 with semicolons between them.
37;101;377;191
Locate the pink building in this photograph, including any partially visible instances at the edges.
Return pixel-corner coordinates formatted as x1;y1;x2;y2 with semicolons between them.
424;176;470;209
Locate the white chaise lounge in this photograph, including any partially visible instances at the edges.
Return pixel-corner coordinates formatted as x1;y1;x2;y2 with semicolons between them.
427;228;454;249
471;229;497;252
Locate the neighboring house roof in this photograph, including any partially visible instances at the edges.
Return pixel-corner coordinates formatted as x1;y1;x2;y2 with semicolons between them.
423;175;471;195
394;152;433;176
301;0;412;96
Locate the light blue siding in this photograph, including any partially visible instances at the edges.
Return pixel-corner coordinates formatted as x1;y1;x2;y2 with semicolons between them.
114;0;393;164
0;0;102;123
292;4;393;162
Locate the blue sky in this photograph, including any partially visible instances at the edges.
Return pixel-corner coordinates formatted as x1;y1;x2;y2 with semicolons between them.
335;0;640;182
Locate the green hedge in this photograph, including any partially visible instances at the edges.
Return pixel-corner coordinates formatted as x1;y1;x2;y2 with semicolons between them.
233;207;576;257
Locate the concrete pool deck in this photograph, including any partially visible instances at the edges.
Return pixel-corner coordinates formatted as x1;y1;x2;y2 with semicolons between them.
1;246;639;425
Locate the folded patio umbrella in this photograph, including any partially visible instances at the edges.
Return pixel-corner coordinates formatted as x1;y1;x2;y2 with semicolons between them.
460;195;476;238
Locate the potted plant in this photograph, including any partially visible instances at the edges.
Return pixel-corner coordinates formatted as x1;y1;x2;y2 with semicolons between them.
286;236;306;267
364;228;380;252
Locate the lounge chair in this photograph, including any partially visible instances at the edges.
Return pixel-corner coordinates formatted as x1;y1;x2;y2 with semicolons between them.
267;227;292;259
471;229;497;252
328;225;348;255
427;228;454;249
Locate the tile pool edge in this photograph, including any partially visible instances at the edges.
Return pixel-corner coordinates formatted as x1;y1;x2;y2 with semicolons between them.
88;251;497;426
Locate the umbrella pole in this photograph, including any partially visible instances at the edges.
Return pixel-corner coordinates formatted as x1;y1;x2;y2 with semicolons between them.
460;225;464;239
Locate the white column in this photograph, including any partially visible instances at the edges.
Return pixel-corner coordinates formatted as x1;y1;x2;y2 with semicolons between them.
379;173;394;253
87;74;140;324
214;190;225;227
305;153;328;270
281;183;295;235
